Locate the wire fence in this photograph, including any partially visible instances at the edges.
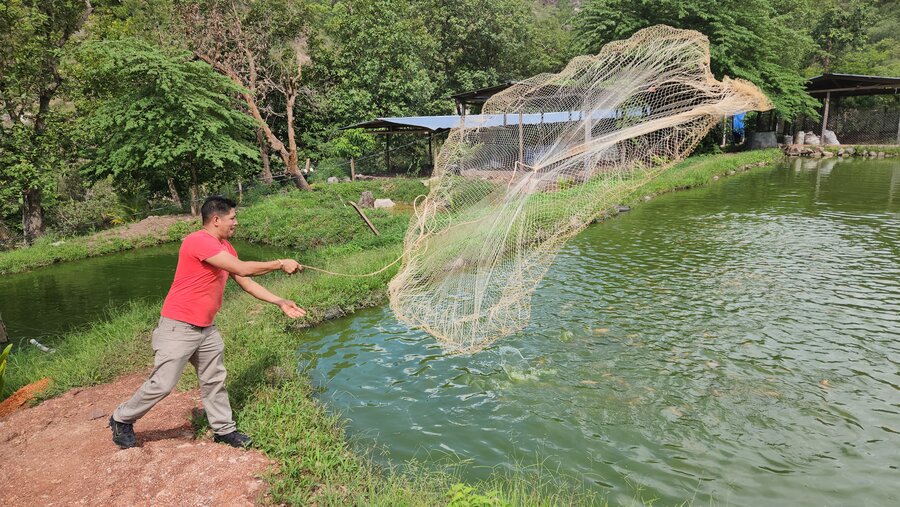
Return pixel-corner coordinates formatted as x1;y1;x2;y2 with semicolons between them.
789;95;900;145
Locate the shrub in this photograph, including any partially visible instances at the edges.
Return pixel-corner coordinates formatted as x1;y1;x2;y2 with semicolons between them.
52;179;127;236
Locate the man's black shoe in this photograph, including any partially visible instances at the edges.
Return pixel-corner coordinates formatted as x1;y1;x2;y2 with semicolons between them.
213;430;252;448
109;416;136;449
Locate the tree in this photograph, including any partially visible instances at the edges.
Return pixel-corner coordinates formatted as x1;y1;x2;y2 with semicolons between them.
573;0;821;119
0;0;93;243
74;38;259;215
810;1;875;73
177;0;314;190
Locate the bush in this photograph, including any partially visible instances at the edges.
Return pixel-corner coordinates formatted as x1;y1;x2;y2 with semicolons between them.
52;179;127;236
307;159;350;183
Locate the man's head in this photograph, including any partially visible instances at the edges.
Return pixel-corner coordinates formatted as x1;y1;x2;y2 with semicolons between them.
201;196;238;239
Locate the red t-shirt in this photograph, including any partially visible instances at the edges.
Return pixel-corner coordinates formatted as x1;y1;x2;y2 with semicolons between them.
160;230;237;327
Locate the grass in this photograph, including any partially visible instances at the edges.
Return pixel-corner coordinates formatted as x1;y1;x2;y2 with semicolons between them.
0;179;426;276
2;151;785;505
0;221;195;275
625;149;784;200
821;144;900;156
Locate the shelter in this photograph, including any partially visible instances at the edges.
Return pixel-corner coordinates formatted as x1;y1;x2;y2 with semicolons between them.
795;73;900;145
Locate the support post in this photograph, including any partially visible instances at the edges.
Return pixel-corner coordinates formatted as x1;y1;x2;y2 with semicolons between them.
350;158;356;181
896;112;900;145
385;135;391;173
428;134;434;173
820;91;831;146
518;112;524;169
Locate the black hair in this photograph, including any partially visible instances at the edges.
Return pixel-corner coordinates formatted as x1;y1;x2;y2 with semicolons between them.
201;196;237;224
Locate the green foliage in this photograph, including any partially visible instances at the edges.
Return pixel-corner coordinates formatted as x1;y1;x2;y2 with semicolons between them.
810;0;875;72
0;0;94;241
0;343;13;397
52;179;128;236
71;38;259;199
235;179;426;252
447;483;511;507
574;0;822;119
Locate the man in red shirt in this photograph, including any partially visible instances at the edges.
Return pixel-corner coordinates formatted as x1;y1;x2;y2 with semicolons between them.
109;196;305;449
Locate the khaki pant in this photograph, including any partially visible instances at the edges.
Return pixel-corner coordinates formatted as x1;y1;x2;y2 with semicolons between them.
113;317;236;435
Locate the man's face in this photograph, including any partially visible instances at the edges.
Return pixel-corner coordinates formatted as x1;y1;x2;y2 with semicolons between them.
216;208;238;238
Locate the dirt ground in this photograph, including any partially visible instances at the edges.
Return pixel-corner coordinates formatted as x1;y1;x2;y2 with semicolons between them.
89;214;196;244
0;373;274;506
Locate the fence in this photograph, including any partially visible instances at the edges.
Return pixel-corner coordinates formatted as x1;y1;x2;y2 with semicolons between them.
791;95;900;145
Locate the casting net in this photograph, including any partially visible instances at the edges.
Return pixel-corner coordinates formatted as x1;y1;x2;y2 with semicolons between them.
388;25;772;353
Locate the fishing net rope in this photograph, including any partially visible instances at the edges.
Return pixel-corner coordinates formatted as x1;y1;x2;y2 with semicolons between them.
388;25;772;353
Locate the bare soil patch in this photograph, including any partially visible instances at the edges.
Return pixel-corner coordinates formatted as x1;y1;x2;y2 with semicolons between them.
0;373;273;506
89;215;196;244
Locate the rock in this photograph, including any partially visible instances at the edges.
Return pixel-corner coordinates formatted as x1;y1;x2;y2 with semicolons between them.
845;147;855;155
727;170;735;176
877;151;885;158
87;409;106;421
615;205;631;213
822;150;834;158
374;198;396;209
327;176;339;183
837;148;845;156
358;191;375;208
810;151;822;158
342;177;351;182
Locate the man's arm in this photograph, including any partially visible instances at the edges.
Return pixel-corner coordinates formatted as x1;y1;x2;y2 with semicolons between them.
204;251;302;277
232;275;307;319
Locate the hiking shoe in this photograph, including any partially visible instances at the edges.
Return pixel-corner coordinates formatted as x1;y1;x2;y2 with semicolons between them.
213;430;253;448
109;416;136;449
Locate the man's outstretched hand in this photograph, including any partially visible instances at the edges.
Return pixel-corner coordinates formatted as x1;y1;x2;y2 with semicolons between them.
276;299;307;319
279;259;304;275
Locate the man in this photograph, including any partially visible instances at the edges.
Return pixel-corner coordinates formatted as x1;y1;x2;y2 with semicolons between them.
109;196;305;449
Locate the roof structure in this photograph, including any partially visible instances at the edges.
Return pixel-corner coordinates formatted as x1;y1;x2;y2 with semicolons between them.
806;73;900;97
449;81;517;113
343;109;641;135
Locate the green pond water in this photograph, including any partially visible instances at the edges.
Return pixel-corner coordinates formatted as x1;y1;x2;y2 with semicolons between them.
296;157;900;505
0;240;286;347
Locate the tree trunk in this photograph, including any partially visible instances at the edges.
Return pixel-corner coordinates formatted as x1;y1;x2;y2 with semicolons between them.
285;91;311;190
22;187;44;245
189;166;200;217
257;128;273;184
167;177;183;209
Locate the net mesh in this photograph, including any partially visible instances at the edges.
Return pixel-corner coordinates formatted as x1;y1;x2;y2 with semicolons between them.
388;25;772;353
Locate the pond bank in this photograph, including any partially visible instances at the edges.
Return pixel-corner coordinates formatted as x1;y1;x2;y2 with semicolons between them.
2;150;784;505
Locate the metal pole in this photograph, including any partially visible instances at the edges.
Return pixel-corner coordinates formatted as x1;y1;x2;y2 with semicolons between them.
820;91;831;146
518;112;524;169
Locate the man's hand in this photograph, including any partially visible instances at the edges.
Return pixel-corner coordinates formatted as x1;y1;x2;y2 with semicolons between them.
276;299;307;319
279;259;303;275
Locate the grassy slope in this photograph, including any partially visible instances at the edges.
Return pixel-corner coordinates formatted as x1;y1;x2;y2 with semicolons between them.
3;151;784;505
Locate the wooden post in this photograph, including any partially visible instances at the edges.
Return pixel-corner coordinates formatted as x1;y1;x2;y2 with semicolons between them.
385;135;391;173
428;134;434;172
348;202;380;236
820;91;831;146
304;158;311;176
896;111;900;145
350;158;356;181
237;179;243;204
721;116;728;147
0;312;8;344
584;109;591;171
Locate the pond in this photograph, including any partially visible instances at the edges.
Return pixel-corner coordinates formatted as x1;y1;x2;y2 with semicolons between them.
296;157;900;505
0;240;288;347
